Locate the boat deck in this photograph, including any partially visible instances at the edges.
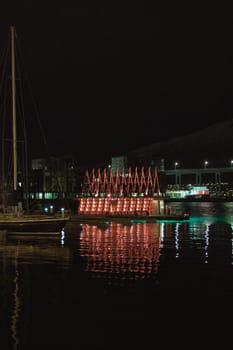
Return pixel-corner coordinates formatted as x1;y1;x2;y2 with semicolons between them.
0;214;70;233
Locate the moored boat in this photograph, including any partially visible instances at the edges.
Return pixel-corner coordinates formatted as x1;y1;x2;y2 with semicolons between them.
0;26;70;233
0;214;69;233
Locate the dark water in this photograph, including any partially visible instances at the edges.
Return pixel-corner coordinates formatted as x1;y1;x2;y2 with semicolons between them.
0;202;233;348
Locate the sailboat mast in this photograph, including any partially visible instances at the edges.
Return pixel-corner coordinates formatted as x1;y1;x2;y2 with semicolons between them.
10;26;17;192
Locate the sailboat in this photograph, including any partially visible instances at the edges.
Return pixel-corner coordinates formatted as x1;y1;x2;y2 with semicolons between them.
0;26;70;233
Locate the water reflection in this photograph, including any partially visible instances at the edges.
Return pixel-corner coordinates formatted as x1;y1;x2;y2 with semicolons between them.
79;222;162;282
0;233;71;266
0;231;72;349
0;212;233;348
78;220;233;282
11;254;20;350
171;201;233;224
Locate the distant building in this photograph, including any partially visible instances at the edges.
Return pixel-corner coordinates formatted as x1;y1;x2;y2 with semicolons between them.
30;155;80;193
111;156;127;175
112;154;166;193
166;186;209;199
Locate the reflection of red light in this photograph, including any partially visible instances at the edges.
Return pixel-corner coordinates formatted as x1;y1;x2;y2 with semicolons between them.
79;223;162;281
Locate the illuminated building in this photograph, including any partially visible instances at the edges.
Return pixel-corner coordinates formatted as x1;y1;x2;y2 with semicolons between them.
78;166;165;216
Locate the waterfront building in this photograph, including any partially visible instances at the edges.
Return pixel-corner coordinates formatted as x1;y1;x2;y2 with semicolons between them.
166;185;209;199
9;153;233;209
78;166;165;216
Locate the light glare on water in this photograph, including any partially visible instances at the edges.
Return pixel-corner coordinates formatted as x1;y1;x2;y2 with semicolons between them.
0;201;233;347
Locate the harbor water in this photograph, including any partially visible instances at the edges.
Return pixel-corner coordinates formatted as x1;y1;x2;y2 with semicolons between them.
0;201;233;348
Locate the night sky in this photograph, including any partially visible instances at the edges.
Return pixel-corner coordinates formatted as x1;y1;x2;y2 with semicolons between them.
1;2;233;165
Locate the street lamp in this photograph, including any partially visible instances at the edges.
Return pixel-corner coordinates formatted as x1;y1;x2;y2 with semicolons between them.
174;162;178;170
204;160;208;169
230;160;233;168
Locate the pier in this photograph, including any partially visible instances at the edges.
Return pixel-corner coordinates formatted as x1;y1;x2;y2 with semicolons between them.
165;166;233;186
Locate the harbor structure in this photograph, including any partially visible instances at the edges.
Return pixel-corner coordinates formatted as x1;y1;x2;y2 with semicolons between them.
77;166;165;216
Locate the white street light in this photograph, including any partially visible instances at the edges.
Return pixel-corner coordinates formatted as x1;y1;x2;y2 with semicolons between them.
174;162;178;169
204;160;208;169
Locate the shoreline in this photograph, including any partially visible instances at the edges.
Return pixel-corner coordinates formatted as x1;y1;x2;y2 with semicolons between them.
164;198;233;202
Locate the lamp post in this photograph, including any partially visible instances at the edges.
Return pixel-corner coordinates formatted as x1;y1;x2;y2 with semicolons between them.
204;160;208;169
230;160;233;168
174;162;179;186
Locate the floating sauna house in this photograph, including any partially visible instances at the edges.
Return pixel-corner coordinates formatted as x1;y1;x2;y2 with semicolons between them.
78;167;165;216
